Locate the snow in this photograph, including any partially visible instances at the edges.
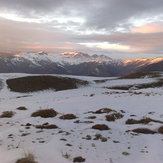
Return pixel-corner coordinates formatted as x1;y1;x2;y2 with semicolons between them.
0;73;162;163
15;52;120;65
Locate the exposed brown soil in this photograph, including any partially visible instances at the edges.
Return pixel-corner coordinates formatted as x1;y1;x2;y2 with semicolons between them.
7;75;88;93
132;128;157;134
74;120;94;124
16;158;37;163
158;126;163;134
16;106;28;110
108;79;163;90
120;71;161;79
105;113;123;121
93;108;115;114
126;118;163;125
59;114;77;120
82;135;92;140
35;124;58;129
0;111;15;118
92;124;110;130
31;109;57;118
73;156;86;162
86;116;96;119
16;153;38;163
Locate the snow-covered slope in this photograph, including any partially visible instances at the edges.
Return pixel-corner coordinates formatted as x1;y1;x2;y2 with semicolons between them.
0;73;162;163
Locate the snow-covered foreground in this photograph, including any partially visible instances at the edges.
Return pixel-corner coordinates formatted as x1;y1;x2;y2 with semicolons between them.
0;73;163;163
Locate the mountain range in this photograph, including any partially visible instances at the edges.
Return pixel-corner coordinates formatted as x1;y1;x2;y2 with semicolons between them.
0;51;162;77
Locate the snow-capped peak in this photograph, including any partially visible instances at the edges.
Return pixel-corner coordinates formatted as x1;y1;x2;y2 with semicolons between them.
61;52;90;58
122;57;163;66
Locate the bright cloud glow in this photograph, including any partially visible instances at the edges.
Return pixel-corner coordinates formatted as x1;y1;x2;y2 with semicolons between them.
1;0;163;58
79;42;130;51
132;22;163;33
129;15;163;27
0;11;85;25
0;12;41;23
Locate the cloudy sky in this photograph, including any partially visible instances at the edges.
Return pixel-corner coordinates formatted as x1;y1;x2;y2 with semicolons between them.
0;0;163;59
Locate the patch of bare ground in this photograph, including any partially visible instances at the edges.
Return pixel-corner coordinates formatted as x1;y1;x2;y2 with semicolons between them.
92;124;110;131
82;135;92;140
126;118;163;125
93;79;109;83
73;156;85;162
74;120;94;124
120;71;161;79
93;134;108;142
158;126;163;134
31;109;57;118
0;111;15;118
86;116;96;119
7;75;88;93
16;106;28;110
105;112;124;121
93;108;116;114
108;79;163;90
59;114;77;120
122;152;130;156
21;133;30;137
35;123;58;129
16;153;38;163
132;128;157;134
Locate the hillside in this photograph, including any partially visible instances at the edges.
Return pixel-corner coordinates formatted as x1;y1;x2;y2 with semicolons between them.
0;72;162;163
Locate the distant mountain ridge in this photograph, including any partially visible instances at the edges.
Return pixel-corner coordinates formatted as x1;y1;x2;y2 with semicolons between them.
0;51;162;76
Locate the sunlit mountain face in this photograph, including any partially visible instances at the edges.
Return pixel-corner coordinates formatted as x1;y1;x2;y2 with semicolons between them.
0;51;162;76
0;0;163;59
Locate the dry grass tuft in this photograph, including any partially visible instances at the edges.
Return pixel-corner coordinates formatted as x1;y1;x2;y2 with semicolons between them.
31;109;57;118
16;153;38;163
120;71;161;79
0;111;15;118
93;108;115;114
105;112;123;121
59;114;77;120
126;118;163;125
132;128;156;134
92;124;110;131
35;123;58;129
158;126;163;134
73;156;85;162
16;106;28;110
